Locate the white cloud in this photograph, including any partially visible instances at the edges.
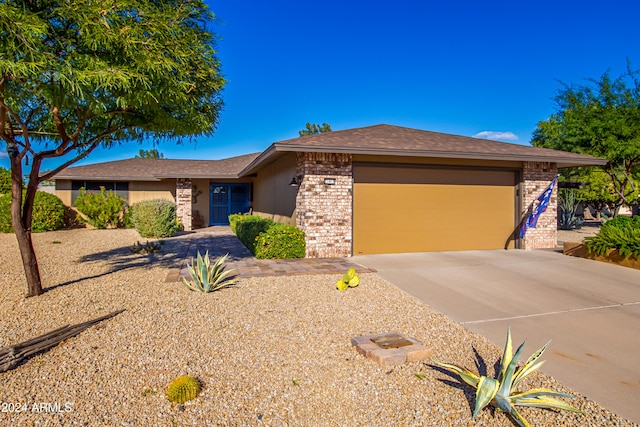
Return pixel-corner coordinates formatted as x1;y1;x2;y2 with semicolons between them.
0;150;7;159
473;131;519;141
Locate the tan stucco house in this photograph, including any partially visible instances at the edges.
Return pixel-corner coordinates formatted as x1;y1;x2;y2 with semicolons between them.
54;124;606;257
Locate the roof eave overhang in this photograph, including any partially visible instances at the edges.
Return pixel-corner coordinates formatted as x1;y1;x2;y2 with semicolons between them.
56;144;607;180
556;160;609;168
153;174;241;179
54;175;162;182
239;144;279;176
56;173;244;181
241;143;608;170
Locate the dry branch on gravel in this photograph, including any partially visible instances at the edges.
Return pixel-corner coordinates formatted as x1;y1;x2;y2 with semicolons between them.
0;309;125;373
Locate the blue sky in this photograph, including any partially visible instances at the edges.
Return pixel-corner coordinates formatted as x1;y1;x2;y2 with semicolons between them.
2;0;639;171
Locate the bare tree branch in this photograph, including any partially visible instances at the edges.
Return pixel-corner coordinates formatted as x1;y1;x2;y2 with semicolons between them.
51;106;71;152
0;97;31;159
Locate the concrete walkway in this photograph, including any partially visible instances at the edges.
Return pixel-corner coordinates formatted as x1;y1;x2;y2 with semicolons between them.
353;249;640;424
166;226;374;281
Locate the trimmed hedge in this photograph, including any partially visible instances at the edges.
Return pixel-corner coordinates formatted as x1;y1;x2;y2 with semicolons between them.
0;191;66;233
255;223;305;259
231;214;305;259
235;215;273;254
228;213;245;234
131;199;181;238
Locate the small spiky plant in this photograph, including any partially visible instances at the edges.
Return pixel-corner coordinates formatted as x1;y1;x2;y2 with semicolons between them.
130;240;161;254
181;251;236;293
166;375;201;404
336;268;360;291
435;327;584;427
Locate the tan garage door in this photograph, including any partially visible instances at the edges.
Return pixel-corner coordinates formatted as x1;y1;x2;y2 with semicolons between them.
353;165;517;254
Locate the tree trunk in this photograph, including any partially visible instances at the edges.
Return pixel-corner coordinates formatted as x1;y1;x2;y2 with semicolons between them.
14;223;43;297
10;154;43;297
613;204;622;218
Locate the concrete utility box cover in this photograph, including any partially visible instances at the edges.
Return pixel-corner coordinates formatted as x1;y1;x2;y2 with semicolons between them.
351;332;431;368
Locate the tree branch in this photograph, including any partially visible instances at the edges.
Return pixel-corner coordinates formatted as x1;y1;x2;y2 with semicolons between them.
0;79;10;144
51;106;72;153
37;123;139;183
37;140;102;182
0;97;31;159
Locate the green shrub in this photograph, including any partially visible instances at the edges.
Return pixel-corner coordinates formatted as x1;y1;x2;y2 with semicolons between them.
601;215;640;230
235;215;273;254
32;192;66;232
230;214;306;259
228;213;245;234
122;207;134;228
131;199;181;238
254;223;305;259
0;196;10;232
584;217;640;258
0;167;11;195
0;191;66;233
74;187;126;229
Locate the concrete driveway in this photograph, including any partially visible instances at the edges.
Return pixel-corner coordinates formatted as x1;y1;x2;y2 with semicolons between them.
353;249;640;424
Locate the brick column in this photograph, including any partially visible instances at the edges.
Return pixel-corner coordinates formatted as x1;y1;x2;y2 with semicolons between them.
522;162;558;250
295;152;353;258
176;178;192;231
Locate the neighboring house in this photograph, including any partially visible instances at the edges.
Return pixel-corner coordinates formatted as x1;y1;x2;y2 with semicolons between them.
54;124;606;257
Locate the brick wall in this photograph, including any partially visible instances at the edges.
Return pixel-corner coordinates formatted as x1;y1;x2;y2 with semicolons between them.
295;152;353;257
176;178;193;231
522;162;558;250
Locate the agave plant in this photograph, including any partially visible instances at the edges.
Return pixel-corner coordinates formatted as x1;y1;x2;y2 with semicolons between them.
181;251;237;293
336;267;360;291
435;327;584;427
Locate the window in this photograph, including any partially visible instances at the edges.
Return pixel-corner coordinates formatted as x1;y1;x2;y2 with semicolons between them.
71;181;129;204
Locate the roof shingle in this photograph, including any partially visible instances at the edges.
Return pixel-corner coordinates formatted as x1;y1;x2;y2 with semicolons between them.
55;124;607;181
266;124;606;168
55;153;261;181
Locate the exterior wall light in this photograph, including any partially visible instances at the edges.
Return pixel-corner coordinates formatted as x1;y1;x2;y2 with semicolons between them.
289;176;301;187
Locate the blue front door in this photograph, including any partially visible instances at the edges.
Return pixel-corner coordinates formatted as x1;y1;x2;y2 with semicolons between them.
210;183;250;225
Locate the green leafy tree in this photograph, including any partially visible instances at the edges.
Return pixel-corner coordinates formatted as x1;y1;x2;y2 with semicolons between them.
531;64;640;215
299;122;332;136
135;148;164;159
0;0;225;297
563;167;636;219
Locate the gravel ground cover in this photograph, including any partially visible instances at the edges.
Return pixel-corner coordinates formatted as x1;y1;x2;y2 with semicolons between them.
557;223;601;245
0;228;635;427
